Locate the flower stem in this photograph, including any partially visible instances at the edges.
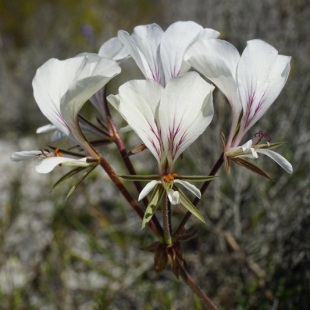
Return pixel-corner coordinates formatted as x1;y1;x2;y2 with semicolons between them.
178;260;219;310
99;153;163;240
174;153;224;237
162;194;172;245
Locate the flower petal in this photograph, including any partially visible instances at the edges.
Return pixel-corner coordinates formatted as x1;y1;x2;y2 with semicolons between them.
98;37;129;62
167;189;180;205
35;157;90;174
108;79;164;163
237;39;291;134
174;180;201;199
185;39;241;118
256;148;293;174
138;180;161;201
33;54;121;144
36;124;57;134
159;72;214;165
11;150;44;162
118;24;164;83
160;21;205;83
60;54;121;155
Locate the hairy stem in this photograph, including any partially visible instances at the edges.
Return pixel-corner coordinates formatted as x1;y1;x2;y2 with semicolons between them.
162;194;172;245
174;153;224;236
178;260;219;310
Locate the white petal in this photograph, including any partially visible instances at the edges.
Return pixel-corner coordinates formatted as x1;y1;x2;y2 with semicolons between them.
118;24;164;83
108;79;164;163
167;189;180;205
174;180;201;199
33;54;121;149
186;39;241;117
98;37;129;62
160;21;204;83
159;72;214;165
35;157;90;174
11;150;43;162
241;139;253;152
256;149;293;174
237;40;291;133
36;124;58;134
60;55;120;154
119;125;132;133
89;87;106;117
138;180;161;201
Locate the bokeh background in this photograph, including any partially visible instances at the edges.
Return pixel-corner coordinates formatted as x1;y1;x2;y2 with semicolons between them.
0;0;309;309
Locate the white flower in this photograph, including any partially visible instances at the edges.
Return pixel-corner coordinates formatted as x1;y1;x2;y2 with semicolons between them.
118;21;219;86
186;39;292;173
10;149;93;174
108;71;214;203
33;53;121;156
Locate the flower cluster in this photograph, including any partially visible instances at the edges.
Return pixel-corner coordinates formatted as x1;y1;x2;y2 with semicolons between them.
11;20;292;219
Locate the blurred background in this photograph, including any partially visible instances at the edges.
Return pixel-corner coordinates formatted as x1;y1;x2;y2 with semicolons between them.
0;0;309;309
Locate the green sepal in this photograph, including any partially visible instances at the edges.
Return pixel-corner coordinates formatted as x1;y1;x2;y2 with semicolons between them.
118;175;160;182
142;185;165;229
177;187;206;224
65;165;98;200
233;157;273;180
51;166;87;190
175;175;217;182
254;141;285;150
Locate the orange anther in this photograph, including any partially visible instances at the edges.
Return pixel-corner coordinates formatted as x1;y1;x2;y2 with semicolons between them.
163;173;178;183
54;148;63;157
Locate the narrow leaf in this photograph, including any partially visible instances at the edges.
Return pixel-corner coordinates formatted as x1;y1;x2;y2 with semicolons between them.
233;158;273;180
66;165;97;200
178;188;206;224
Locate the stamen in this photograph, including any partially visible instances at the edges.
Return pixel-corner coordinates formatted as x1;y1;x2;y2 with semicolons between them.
54;148;63;157
163;173;178;183
254;130;271;144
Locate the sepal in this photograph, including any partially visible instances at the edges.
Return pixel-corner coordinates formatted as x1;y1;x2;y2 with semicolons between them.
141;185;165;229
177;187;206;224
232;157;273;180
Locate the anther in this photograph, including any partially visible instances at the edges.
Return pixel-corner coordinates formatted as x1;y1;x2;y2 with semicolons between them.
163;173;178;183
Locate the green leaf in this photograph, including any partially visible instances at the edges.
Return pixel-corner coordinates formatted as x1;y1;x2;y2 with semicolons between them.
118;175;160;182
142;185;165;229
65;165;97;200
176;175;217;182
178;188;206;224
233;158;273;180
